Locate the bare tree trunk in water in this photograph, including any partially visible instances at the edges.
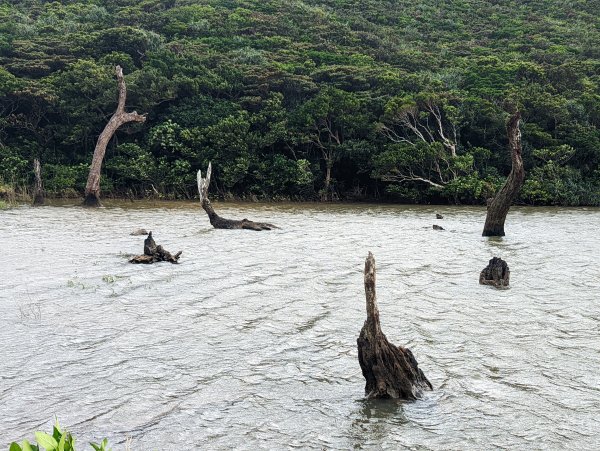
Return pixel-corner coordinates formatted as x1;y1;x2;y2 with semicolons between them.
357;252;432;399
83;66;146;207
197;163;278;231
32;158;44;206
482;111;525;237
322;160;332;201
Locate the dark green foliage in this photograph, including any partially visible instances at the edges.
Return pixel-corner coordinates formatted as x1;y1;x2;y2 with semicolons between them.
0;0;598;204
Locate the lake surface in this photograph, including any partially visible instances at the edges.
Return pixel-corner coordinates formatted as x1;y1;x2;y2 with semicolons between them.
1;201;599;449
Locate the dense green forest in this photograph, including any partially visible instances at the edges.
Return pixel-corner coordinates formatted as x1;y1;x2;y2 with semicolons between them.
1;0;599;204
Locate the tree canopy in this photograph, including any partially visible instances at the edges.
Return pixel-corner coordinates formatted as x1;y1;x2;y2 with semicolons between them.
1;0;599;204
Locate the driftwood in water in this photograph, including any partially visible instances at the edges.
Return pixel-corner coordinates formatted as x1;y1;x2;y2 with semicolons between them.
197;163;277;231
357;252;432;399
83;66;146;207
32;158;44;206
482;111;525;236
436;213;443;219
479;257;510;288
129;232;182;264
432;224;444;230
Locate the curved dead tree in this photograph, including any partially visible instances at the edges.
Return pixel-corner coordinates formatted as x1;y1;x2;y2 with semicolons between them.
197;163;278;231
83;65;146;207
357;252;432;399
32;158;44;206
130;231;182;264
482;111;525;236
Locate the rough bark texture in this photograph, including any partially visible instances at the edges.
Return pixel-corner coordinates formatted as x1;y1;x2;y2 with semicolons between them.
129;231;182;264
32;158;44;206
197;163;278;231
357;252;432;399
482;111;525;236
479;257;510;288
83;65;146;207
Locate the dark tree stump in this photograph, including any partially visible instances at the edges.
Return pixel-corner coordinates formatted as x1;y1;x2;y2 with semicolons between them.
357;252;432;399
129;231;182;264
436;213;443;219
197;163;278;231
482;111;525;236
432;224;444;230
479;257;510;288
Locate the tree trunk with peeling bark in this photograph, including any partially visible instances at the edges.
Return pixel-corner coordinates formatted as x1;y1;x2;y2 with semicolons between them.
357;252;432;399
83;65;146;207
32;158;44;206
197;163;278;231
482;112;525;236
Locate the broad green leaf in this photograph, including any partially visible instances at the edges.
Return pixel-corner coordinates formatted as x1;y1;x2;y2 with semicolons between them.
34;432;58;451
9;443;22;451
57;432;66;451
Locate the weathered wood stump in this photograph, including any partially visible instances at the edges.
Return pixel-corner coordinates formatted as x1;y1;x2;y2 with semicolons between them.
479;257;510;288
357;252;432;399
32;158;44;206
197;163;278;231
129;231;182;264
436;213;443;219
432;224;444;230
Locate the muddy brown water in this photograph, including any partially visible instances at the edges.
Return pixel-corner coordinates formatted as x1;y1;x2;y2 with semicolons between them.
1;201;599;449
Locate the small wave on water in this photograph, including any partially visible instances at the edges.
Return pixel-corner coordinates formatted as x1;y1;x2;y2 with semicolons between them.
1;201;599;449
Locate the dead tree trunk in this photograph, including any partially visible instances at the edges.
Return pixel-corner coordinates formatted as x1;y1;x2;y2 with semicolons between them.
482;111;525;236
32;158;44;206
197;163;278;231
83;65;146;207
357;252;432;399
129;231;182;264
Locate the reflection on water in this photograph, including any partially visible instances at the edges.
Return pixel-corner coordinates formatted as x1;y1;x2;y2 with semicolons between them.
1;201;599;449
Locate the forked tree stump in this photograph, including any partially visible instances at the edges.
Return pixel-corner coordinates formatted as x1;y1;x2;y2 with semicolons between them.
357;252;432;399
83;66;146;207
479;257;510;288
197;163;278;231
129;232;182;264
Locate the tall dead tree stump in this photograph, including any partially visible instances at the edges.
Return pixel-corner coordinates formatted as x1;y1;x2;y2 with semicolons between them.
482;111;525;236
32;158;44;206
197;163;278;231
83;65;146;207
357;252;432;399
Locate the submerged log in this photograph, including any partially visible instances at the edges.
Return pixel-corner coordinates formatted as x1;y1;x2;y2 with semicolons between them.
197;163;278;231
84;66;146;207
436;213;443;219
357;252;432;399
32;158;44;206
479;257;510;288
432;224;444;230
482;111;525;236
129;231;182;264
